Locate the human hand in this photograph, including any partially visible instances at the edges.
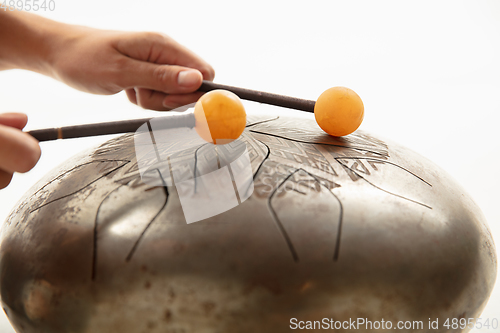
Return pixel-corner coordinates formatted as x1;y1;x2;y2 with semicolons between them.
0;113;41;189
52;28;215;111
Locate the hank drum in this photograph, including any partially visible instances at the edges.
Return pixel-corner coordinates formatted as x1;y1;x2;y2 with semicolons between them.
0;115;496;333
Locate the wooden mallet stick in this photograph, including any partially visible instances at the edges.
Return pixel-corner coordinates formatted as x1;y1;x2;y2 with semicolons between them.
27;81;316;142
198;81;315;113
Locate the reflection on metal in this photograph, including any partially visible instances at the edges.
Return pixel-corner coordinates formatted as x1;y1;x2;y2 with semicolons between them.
0;115;497;333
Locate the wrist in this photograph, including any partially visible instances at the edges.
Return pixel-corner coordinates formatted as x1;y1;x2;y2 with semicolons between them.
0;11;73;76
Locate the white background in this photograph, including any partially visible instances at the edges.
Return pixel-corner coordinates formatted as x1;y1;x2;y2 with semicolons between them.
0;0;499;332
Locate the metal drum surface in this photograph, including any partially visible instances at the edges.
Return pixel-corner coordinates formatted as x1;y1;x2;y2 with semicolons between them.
0;115;496;333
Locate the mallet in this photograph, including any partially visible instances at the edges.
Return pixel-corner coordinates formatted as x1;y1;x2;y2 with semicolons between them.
27;81;364;142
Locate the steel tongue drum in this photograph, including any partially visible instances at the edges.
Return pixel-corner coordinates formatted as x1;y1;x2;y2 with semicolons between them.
0;113;496;333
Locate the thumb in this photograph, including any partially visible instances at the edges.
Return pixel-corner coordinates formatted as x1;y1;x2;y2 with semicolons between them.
119;59;203;94
0;113;28;130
